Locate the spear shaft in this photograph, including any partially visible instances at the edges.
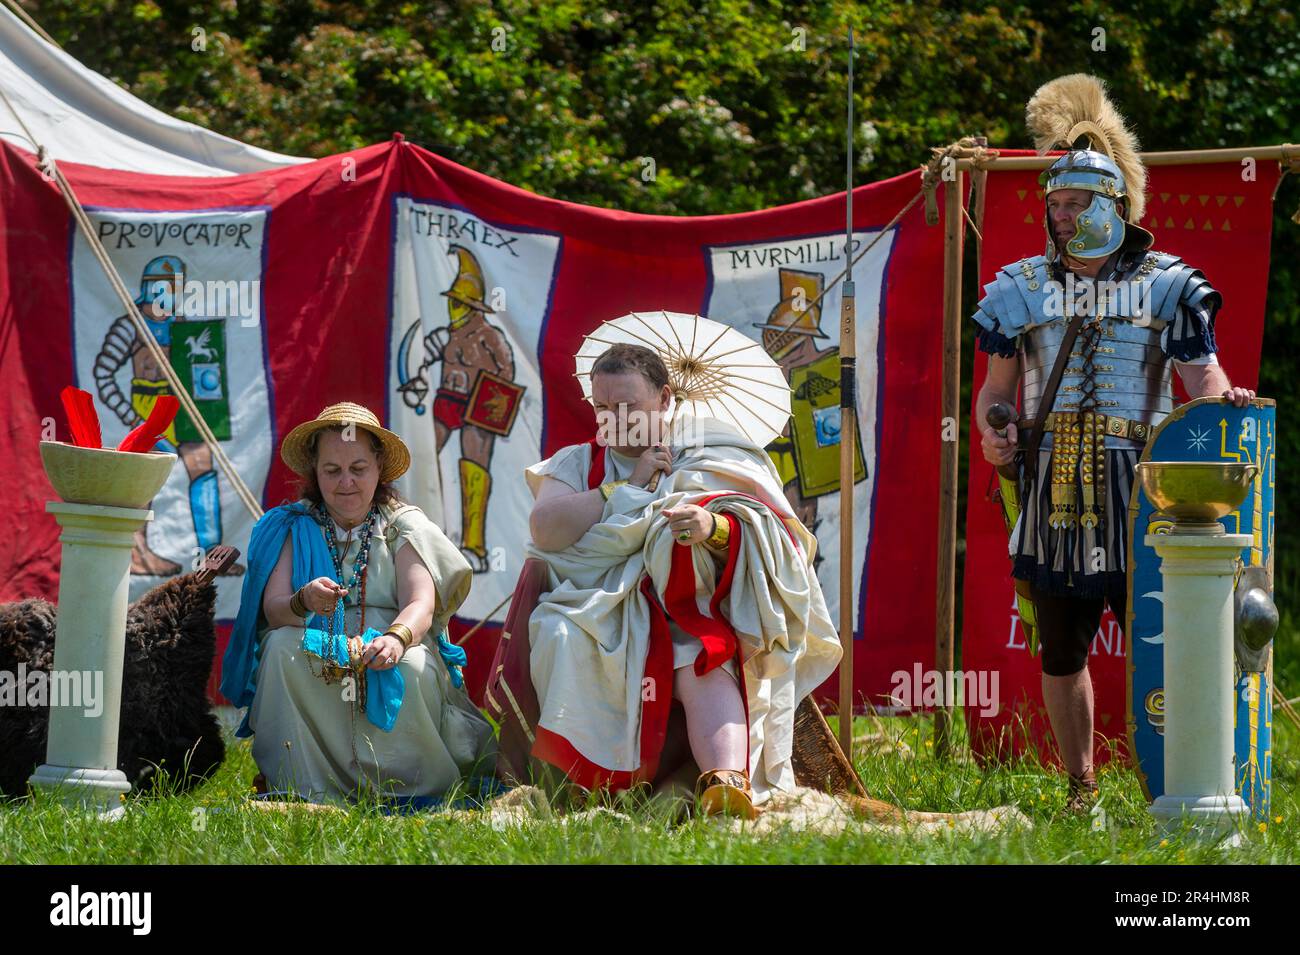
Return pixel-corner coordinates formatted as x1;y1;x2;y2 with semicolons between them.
837;27;857;763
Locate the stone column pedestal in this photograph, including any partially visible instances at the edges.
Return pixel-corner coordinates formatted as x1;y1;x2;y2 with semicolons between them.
28;502;153;819
1145;531;1252;844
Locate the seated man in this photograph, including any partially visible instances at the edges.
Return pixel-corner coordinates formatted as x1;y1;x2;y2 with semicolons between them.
520;342;842;817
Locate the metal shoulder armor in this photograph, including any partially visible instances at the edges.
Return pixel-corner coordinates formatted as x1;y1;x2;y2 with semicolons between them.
973;250;1215;336
1138;252;1212;324
971;255;1053;339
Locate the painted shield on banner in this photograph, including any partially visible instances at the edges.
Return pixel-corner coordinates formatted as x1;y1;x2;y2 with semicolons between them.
171;320;233;443
1126;397;1276;817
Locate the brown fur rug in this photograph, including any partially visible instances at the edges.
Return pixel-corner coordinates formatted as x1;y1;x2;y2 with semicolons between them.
0;573;225;798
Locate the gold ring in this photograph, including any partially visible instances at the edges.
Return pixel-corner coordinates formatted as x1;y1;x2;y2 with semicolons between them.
677;531;691;542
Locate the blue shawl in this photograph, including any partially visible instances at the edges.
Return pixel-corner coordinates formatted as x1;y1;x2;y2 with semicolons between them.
221;503;408;736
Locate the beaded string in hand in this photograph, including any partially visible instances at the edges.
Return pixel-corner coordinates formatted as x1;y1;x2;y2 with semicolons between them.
307;503;379;679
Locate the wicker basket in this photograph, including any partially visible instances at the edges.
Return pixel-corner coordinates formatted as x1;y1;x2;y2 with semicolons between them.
790;696;905;822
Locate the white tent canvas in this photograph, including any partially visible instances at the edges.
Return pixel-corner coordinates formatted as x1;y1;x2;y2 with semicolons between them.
0;3;306;176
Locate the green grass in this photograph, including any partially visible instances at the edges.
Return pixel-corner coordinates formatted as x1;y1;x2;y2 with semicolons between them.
1;709;1294;864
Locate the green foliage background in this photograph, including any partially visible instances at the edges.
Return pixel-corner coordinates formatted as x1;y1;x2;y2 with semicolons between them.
22;0;1299;682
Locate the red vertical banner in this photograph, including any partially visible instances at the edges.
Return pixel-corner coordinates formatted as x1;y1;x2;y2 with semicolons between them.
962;151;1278;764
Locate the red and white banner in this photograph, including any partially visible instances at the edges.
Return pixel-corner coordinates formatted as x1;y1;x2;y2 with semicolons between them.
0;137;947;711
962;151;1278;765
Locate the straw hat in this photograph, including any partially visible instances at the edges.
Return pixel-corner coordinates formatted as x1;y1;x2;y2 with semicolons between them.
280;402;411;484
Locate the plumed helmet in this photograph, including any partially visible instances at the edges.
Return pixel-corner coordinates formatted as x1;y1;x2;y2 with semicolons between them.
1026;75;1154;260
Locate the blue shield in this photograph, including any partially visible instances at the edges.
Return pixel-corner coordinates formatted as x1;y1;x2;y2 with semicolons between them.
1126;398;1276;817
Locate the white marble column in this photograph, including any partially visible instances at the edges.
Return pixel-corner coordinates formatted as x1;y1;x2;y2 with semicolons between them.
1146;531;1251;842
28;502;153;819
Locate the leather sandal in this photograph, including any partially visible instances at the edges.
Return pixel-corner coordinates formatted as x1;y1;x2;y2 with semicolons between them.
1063;768;1099;816
695;768;758;820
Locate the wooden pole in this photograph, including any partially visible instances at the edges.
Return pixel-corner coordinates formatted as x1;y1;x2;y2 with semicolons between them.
954;143;1299;170
837;28;857;763
839;327;856;763
934;170;964;759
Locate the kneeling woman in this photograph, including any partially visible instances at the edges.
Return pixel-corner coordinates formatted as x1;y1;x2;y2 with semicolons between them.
221;403;496;801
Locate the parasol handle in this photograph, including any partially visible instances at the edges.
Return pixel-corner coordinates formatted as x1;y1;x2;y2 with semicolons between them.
643;408;674;493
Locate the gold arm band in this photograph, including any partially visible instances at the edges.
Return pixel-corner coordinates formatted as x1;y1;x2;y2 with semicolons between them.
385;623;416;651
289;587;308;618
599;480;628;500
705;513;730;550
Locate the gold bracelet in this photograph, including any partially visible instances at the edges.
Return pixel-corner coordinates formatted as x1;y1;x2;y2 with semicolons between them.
385;623;416;652
289;587;308;618
599;480;628;500
705;513;730;550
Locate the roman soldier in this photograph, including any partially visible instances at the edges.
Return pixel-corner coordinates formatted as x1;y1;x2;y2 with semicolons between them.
971;75;1255;813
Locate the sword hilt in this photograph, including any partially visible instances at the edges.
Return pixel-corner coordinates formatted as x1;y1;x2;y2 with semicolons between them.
985;402;1019;481
986;402;1015;438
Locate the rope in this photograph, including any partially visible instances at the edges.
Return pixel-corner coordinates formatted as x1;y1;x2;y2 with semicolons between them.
1273;684;1300;736
800;136;994;321
760;132;969;324
453;590;514;646
1271;165;1300;225
2;0;60;48
0;82;265;520
802;188;925;318
922;136;992;223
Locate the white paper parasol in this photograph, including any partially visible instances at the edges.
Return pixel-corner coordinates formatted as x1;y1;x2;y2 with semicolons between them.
574;310;791;447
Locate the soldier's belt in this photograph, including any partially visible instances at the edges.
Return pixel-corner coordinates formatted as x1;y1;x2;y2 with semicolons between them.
1042;411;1152;444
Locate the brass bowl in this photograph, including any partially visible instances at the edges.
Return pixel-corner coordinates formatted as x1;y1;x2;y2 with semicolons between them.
40;441;177;509
1136;461;1259;528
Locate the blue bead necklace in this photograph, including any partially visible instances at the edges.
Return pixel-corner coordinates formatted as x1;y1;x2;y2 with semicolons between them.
313;502;378;658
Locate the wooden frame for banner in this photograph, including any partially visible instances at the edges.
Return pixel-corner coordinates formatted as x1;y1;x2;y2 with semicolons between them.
934;171;963;759
932;140;1297;758
952;144;1299;170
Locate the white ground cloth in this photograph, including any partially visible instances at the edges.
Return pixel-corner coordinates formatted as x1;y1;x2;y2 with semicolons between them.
477;785;1033;836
